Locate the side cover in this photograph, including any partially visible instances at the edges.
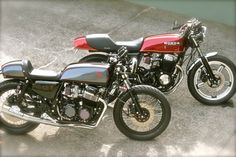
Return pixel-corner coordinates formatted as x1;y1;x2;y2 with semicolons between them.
60;63;110;86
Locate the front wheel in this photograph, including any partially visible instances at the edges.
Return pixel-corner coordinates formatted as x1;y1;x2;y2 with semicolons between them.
113;85;171;140
188;55;236;105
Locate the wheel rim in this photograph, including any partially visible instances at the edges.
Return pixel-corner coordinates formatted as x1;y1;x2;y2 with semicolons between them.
193;61;234;101
0;89;28;127
121;94;164;133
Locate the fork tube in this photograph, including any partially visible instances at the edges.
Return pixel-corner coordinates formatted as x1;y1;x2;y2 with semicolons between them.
191;35;216;81
196;47;216;81
123;75;143;114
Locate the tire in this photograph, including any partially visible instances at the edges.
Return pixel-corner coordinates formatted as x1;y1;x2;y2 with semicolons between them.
188;55;236;105
0;81;39;135
113;85;171;140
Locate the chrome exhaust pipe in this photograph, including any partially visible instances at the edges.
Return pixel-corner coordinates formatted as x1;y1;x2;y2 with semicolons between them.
1;105;70;127
1;98;107;129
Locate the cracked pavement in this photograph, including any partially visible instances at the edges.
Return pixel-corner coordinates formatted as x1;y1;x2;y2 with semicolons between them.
0;0;235;157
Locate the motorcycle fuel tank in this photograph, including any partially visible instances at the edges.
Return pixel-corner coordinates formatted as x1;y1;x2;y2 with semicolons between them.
140;34;185;54
60;63;110;86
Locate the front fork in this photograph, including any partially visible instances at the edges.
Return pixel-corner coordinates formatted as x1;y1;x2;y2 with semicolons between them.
191;36;217;84
122;74;144;115
196;47;217;84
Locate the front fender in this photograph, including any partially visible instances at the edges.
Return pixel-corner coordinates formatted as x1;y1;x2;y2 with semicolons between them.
187;52;218;75
114;85;149;106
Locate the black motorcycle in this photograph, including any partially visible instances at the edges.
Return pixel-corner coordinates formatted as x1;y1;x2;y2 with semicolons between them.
0;49;171;140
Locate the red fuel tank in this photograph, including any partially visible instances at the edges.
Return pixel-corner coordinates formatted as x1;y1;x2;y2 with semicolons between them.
140;34;185;54
74;36;96;50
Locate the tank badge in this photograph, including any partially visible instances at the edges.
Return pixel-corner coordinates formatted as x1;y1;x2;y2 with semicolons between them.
96;71;103;78
164;42;180;45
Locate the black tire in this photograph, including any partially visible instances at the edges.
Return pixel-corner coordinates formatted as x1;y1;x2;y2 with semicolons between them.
188;55;236;105
113;85;171;140
0;81;39;135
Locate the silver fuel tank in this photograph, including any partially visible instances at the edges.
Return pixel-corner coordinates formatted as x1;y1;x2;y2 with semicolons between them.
60;63;110;86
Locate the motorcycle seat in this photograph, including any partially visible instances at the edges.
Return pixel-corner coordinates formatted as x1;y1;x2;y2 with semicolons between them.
86;34;143;52
116;37;144;51
30;69;61;81
22;59;60;81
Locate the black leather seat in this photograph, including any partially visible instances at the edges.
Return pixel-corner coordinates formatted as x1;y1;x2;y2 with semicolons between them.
86;34;118;52
30;69;60;81
22;59;60;81
86;34;143;52
116;37;144;51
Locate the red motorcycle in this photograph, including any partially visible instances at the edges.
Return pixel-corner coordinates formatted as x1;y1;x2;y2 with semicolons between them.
75;18;236;105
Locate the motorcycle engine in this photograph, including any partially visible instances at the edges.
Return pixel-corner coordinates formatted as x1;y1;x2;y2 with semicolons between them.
142;54;179;90
57;84;104;124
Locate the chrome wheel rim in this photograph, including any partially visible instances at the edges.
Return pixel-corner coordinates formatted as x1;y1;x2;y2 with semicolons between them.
122;94;163;132
194;61;234;101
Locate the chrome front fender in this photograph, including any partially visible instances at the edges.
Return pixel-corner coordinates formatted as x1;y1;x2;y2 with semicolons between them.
187;52;218;75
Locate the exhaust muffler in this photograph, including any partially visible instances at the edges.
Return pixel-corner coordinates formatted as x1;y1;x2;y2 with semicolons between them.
0;104;106;129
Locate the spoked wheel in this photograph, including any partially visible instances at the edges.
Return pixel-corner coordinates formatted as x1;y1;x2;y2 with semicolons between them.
188;55;236;105
113;85;171;140
0;81;39;134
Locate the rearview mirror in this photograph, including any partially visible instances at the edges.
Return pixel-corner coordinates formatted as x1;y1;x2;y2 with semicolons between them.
173;20;178;27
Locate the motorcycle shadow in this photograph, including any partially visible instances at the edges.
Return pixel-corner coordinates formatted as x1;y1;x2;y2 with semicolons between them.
1;104;235;157
0;128;168;157
0;108;169;157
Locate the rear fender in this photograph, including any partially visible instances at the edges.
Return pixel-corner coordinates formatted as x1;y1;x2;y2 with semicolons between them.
187;52;218;75
0;69;21;83
78;52;109;63
0;78;22;84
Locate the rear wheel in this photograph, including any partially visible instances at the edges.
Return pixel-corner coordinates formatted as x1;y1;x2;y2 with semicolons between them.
0;81;39;134
113;85;171;140
188;55;236;105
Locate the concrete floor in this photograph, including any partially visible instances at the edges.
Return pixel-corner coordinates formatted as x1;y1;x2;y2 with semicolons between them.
0;0;235;156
